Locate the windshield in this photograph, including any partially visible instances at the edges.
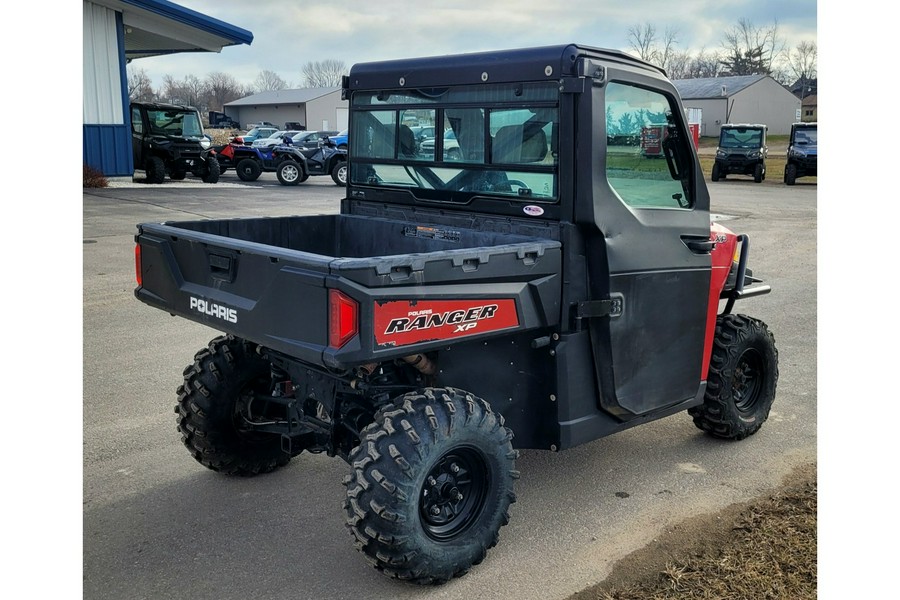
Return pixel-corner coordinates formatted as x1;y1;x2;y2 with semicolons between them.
147;107;203;137
793;127;817;145
719;128;763;149
349;82;559;203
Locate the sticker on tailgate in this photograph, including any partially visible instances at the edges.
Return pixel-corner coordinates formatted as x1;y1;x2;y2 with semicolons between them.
374;299;518;347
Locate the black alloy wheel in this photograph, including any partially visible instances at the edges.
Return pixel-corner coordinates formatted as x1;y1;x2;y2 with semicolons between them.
733;347;764;414
419;447;489;541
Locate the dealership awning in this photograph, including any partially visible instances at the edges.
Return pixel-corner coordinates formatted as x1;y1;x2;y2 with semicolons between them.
94;0;253;60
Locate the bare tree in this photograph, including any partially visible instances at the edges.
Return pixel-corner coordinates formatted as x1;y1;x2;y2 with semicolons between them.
158;74;209;111
204;72;246;112
681;48;722;79
254;70;288;92
159;75;182;103
719;18;786;76
667;50;692;80
127;67;155;102
183;74;208;110
627;23;657;63
301;60;347;87
627;23;680;74
787;41;817;96
657;27;680;73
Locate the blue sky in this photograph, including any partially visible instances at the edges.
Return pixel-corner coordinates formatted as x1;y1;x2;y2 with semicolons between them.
132;0;818;87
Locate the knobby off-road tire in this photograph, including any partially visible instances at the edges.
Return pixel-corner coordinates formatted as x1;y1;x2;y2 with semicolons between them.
785;163;798;185
236;158;262;182
146;156;166;184
176;335;292;476
343;388;519;584
754;163;764;183
711;162;721;182
689;314;778;440
200;156;221;183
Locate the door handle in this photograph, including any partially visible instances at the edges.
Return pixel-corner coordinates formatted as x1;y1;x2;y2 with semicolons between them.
681;236;716;254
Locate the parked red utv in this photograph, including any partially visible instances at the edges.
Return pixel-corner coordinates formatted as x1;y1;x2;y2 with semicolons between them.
134;44;778;585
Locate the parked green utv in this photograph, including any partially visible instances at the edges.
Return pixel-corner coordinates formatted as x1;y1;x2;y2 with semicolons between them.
711;123;768;183
130;102;220;184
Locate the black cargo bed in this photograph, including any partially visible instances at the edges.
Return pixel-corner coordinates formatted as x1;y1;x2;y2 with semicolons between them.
136;214;562;366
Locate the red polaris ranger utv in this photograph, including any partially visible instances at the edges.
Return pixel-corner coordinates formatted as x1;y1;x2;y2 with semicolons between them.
134;44;778;584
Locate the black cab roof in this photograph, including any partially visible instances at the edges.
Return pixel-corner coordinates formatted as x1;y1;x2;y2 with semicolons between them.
346;44;664;91
131;101;198;112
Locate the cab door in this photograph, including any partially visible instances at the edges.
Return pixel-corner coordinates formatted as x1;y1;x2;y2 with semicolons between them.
130;105;145;167
584;71;712;417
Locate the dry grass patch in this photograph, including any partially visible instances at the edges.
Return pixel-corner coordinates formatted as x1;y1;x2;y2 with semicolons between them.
572;464;816;600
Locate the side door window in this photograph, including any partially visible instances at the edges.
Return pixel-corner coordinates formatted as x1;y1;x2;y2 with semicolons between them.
605;82;692;209
131;107;142;134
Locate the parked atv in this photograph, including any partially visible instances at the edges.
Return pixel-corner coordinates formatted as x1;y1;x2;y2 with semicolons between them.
711;124;768;183
275;138;348;186
214;143;272;181
784;122;817;185
131;102;220;184
216;135;296;182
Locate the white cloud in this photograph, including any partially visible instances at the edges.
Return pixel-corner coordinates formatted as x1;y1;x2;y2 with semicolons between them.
132;0;817;88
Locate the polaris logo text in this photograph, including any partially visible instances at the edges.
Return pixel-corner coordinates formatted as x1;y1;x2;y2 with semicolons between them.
384;304;498;335
189;297;238;324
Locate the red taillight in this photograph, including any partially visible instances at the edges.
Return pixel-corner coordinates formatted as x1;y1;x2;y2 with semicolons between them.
135;244;142;287
329;289;358;348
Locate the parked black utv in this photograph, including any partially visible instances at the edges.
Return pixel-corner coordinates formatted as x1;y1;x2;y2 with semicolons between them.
784;122;817;185
131;102;220;184
711;124;768;183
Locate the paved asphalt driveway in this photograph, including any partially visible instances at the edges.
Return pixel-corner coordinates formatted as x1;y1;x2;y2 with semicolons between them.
82;171;817;600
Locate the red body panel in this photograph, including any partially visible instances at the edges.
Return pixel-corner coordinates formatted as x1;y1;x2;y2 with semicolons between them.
702;222;739;379
374;299;519;348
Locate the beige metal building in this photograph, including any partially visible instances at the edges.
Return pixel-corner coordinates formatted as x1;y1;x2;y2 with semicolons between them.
673;75;801;137
224;88;348;131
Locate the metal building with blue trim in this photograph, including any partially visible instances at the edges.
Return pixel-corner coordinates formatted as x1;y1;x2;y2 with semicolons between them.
83;0;253;176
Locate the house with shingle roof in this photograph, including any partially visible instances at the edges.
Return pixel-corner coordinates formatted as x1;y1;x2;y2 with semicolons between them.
673;75;801;136
801;95;817;122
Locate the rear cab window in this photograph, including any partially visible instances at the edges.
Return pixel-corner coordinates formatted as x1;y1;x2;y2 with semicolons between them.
349;82;559;204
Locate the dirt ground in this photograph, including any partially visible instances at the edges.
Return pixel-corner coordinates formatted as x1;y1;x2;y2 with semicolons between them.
567;463;817;599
